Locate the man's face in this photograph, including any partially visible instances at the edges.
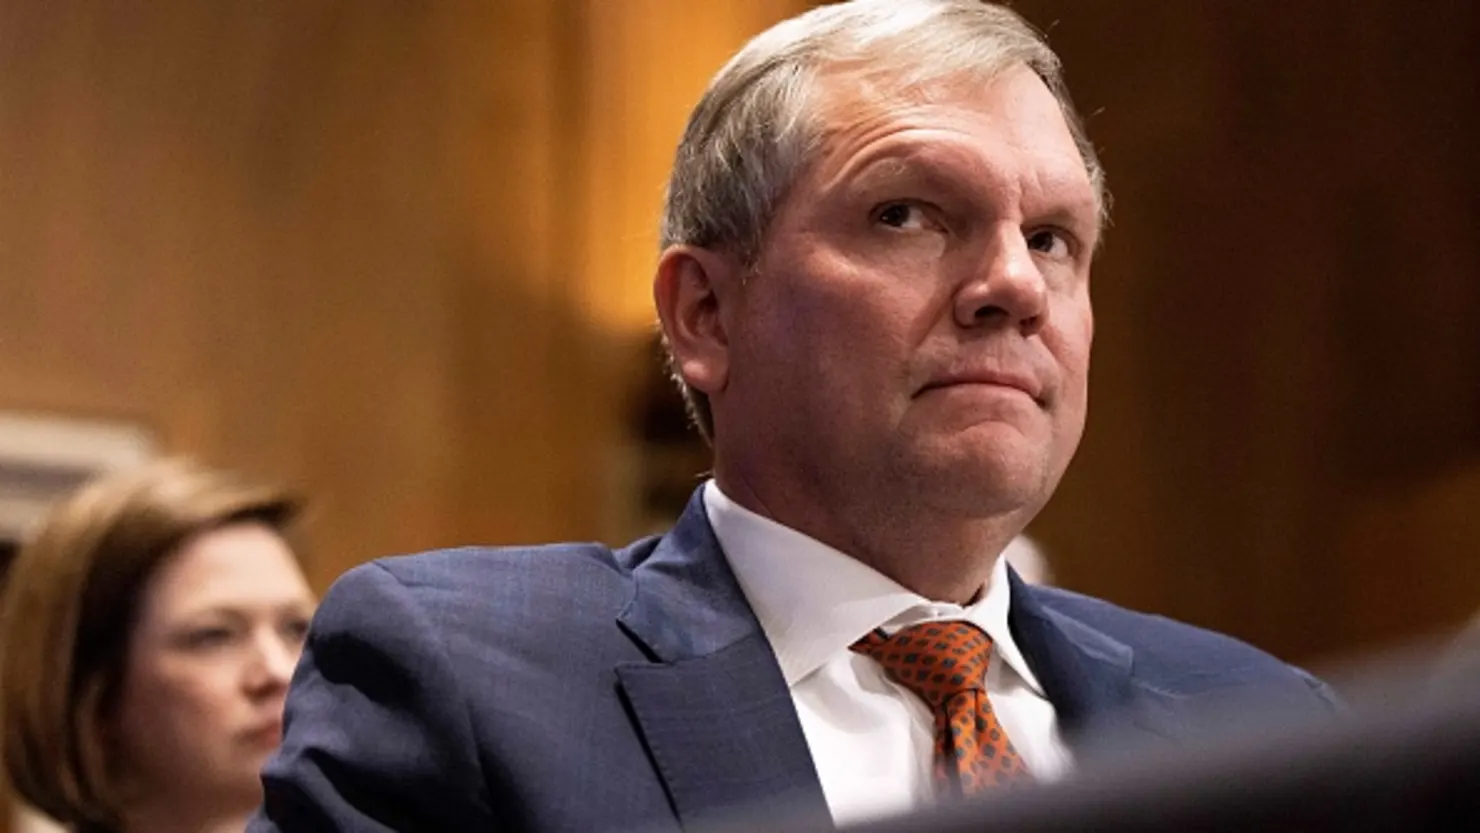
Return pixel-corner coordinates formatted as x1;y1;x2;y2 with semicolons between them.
719;64;1098;522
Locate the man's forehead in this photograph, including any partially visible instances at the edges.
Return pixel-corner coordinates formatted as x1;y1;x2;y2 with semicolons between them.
805;65;1072;153
807;70;1082;168
798;64;1102;224
808;59;1019;116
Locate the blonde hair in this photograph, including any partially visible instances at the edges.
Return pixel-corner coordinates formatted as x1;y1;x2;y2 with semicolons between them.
0;458;299;831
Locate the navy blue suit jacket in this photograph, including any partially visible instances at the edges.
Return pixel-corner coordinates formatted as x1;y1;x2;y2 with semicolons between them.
250;490;1337;833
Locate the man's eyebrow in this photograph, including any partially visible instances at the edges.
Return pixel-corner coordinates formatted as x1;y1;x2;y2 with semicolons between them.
1026;170;1102;234
1035;204;1101;250
833;147;979;192
826;138;1102;230
850;153;921;180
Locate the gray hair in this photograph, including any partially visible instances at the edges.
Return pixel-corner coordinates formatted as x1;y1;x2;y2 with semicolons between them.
660;0;1108;442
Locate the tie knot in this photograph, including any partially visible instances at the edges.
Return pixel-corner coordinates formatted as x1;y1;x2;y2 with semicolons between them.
851;621;993;707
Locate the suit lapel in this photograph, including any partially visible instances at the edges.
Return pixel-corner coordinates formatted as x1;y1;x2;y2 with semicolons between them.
615;489;830;831
1007;569;1188;757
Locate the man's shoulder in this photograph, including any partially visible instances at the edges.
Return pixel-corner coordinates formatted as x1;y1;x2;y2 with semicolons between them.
1025;584;1324;695
371;537;656;588
319;535;664;632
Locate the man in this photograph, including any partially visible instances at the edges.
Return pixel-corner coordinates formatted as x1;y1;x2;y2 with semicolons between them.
252;2;1338;831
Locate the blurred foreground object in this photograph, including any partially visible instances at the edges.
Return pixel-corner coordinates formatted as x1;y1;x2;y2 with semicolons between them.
846;682;1480;832
679;653;1480;833
1431;610;1480;690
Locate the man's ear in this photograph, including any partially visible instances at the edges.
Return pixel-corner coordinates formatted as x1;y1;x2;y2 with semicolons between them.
653;245;739;397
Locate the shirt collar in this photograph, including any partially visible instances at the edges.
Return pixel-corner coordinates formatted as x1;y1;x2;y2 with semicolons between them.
703;480;1044;695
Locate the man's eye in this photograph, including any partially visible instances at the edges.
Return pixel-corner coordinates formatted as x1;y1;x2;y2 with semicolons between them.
1026;228;1071;258
875;202;927;230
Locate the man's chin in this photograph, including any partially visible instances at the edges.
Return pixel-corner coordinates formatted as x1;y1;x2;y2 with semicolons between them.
903;448;1052;517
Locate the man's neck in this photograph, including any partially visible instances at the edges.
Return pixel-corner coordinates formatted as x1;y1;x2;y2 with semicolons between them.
712;468;1018;604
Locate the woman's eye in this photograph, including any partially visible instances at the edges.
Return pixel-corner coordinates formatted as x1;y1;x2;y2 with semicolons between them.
875;202;928;230
182;626;236;650
281;617;311;643
1026;228;1071;258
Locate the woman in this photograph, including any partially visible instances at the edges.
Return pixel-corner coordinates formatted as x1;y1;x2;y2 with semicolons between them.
0;459;317;833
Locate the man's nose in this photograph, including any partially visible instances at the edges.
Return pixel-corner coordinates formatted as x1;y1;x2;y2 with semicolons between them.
952;226;1049;334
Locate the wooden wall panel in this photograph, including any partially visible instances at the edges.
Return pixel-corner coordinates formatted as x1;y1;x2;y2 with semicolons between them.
1;4;823;827
1011;0;1480;662
1337;464;1480;651
0;0;618;590
0;0;818;578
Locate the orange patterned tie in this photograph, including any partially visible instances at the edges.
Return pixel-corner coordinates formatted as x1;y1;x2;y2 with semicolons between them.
851;621;1031;796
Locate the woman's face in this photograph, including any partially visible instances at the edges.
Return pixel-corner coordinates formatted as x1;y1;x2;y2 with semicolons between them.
111;521;315;813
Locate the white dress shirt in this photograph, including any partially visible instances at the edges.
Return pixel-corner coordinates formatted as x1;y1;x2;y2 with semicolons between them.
703;481;1072;826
